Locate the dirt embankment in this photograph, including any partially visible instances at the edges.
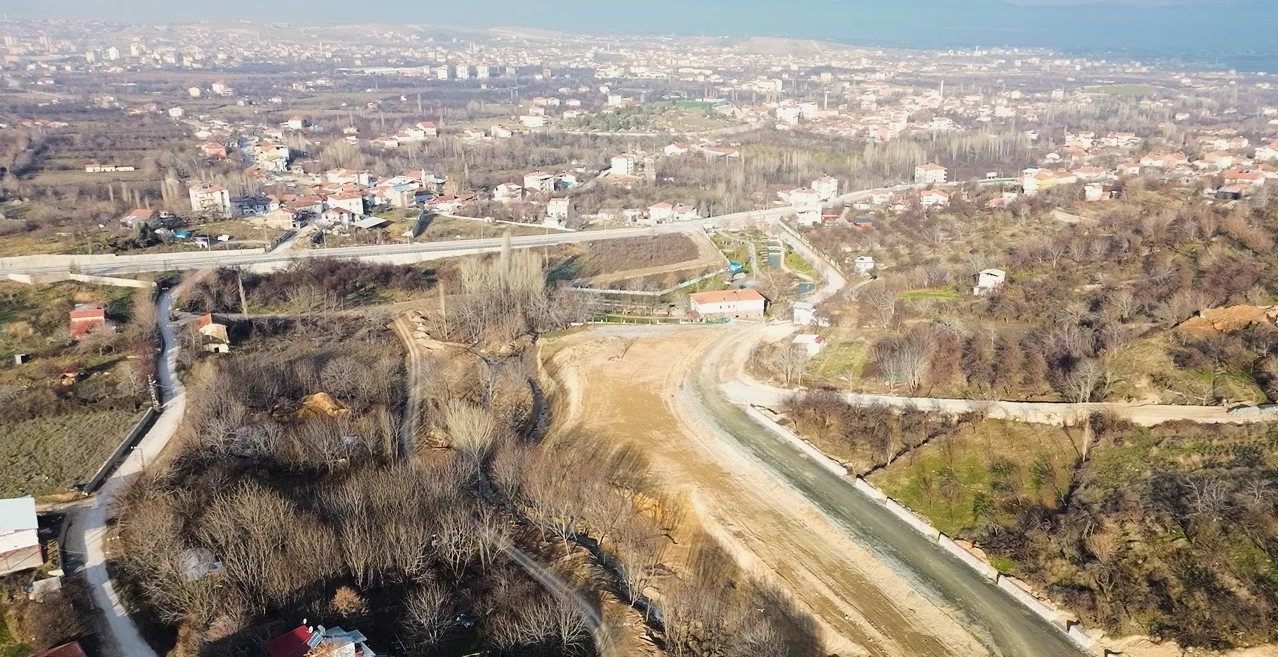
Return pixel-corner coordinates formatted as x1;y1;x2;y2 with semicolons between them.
540;326;993;657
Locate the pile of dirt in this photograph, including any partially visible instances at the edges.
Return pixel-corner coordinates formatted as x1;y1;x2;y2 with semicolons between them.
297;392;348;420
1177;305;1278;338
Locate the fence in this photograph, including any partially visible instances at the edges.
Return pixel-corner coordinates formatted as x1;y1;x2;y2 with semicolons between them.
83;407;157;493
741;404;1113;655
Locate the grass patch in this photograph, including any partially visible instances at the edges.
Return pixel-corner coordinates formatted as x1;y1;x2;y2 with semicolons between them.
0;409;147;498
869;420;1078;537
901;288;960;301
809;340;866;382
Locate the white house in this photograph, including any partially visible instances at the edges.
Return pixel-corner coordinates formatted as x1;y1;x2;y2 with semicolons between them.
547;197;571;221
914;163;948;185
919;189;950;209
812;176;840;202
792;301;816;326
0;497;41;576
1255;142;1278;162
610;154;637;176
648;202;674;224
689;289;766;320
672;203;700;222
523;172;555;194
792;333;827;357
493;183;524;203
326;191;365;215
973;268;1007;296
853;255;876;275
188;183;232;218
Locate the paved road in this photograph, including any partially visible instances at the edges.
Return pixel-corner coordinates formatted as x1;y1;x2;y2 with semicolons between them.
721;375;1271;427
66;289;185;657
0;179;1011;278
685;331;1086;657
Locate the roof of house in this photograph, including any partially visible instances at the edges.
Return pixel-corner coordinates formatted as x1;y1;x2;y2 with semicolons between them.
266;626;314;657
917;163;946;171
353;217;391;229
68;306;106;321
0;497;36;533
30;642;88;657
690;289;766;305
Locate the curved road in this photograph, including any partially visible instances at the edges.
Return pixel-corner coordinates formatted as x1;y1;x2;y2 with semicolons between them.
66;289;185;657
684;334;1084;656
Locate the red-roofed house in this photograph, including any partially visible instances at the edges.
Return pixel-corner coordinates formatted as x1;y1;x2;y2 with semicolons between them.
266;625;375;657
914;163;948;185
689;289;767;320
69;305;112;339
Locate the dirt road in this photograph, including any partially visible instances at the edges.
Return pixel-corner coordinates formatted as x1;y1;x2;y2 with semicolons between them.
544;326;1006;657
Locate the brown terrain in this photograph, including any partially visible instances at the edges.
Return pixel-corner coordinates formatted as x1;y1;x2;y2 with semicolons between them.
541;325;993;657
576;230;727;288
1177;304;1278;338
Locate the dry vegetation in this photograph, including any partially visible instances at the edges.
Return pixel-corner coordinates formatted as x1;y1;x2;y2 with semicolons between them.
180;259;437;315
799;183;1278;406
786;389;1278;651
0;282;156;497
549;234;700;282
118;253;811;657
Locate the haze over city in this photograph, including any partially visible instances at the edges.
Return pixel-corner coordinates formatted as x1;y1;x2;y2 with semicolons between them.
3;4;1278;657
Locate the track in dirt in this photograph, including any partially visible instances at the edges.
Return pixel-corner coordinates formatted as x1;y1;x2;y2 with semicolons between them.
542;325;1073;657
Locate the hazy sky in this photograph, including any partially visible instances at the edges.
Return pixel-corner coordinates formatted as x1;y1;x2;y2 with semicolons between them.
11;0;1278;58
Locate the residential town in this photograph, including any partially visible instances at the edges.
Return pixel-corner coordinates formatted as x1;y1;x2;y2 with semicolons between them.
3;14;1278;657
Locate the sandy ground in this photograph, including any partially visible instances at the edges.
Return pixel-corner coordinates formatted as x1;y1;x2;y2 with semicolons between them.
543;325;993;657
577;230;727;287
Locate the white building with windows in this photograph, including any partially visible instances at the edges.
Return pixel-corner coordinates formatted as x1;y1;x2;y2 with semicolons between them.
914;163;948;185
189;183;232;218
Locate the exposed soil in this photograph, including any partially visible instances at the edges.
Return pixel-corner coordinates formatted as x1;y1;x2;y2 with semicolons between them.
542;326;993;657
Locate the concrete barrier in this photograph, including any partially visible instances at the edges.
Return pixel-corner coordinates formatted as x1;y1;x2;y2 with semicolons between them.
68;274;155;289
84;407;157;493
882;498;941;541
938;534;998;580
1066;623;1097;651
996;575;1061;626
743;405;849;478
853;477;888;502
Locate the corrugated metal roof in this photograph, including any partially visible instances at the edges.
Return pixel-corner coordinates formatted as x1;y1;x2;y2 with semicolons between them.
0;496;36;533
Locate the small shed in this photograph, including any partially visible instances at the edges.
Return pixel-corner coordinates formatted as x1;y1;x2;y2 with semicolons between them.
197;314;231;353
0;496;43;576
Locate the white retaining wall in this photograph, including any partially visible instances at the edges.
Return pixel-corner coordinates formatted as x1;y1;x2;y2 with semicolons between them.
68;274;155;289
743;405;849;477
939;534;997;580
997;575;1061;626
1066;624;1097;651
741;403;1112;654
882;498;942;541
853;477;887;501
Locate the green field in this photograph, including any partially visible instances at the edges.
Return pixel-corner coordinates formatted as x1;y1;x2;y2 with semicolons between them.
901;288;960;301
0;409;146;498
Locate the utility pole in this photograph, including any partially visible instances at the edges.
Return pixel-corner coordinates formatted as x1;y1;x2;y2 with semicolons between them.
237;270;248;315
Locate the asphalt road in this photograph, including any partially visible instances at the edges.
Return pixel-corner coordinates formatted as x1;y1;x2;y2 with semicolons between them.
0;179;1016;278
685;333;1085;657
66;289;185;657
